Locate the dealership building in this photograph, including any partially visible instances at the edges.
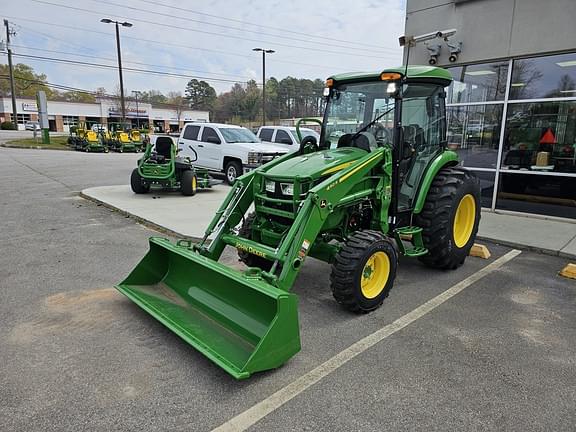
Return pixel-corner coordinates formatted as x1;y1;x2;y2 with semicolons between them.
0;97;209;133
405;0;576;219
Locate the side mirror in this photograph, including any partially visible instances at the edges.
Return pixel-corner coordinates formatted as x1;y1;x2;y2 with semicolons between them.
206;136;221;144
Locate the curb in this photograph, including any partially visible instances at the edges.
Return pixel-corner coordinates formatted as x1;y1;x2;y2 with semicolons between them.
477;235;576;260
0;144;70;151
79;191;202;241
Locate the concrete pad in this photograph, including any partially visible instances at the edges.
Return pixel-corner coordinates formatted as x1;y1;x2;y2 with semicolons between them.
478;210;576;257
81;184;231;238
560;236;576;258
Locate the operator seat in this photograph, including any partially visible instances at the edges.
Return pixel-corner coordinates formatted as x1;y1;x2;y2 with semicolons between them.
336;133;371;152
149;137;173;164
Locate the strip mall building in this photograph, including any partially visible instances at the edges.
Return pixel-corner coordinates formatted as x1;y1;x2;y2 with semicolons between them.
0;97;210;133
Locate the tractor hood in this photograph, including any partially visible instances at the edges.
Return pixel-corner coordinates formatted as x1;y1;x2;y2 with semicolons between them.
265;147;367;179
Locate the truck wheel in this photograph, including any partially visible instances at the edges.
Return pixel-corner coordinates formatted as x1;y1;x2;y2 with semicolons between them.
330;230;398;313
130;168;149;194
415;167;481;270
237;213;273;271
181;170;197;196
224;160;242;185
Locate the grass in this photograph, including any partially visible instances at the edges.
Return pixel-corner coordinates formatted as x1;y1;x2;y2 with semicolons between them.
4;135;70;150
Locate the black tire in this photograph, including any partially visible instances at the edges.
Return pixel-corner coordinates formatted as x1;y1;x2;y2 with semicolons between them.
330;230;398;313
130;168;149;194
181;170;198;196
237;213;273;271
415;166;481;270
224;160;242;185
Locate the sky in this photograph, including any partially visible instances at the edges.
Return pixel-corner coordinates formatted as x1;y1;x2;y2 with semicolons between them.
1;0;406;96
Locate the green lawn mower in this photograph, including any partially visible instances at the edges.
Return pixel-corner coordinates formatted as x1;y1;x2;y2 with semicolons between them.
69;122;107;152
116;66;481;379
129;129;144;152
130;136;221;195
109;123;137;153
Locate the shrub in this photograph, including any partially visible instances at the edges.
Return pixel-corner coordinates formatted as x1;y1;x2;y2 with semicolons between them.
1;121;17;130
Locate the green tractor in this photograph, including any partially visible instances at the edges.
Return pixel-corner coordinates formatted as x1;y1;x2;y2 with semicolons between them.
109;122;137;152
116;66;481;379
69;122;107;152
129;129;144;152
131;136;221;195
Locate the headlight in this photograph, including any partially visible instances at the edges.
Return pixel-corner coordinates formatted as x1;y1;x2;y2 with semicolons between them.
280;183;294;196
265;180;276;193
248;151;263;165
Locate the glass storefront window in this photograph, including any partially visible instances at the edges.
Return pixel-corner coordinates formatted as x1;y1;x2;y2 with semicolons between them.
447;104;502;168
497;172;576;219
502;101;576;174
510;52;576;100
447;61;509;103
474;170;496;209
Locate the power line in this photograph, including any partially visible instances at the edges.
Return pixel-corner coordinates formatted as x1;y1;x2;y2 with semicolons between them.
4;52;251;84
81;0;397;54
3;16;354;73
26;0;396;59
11;44;254;80
135;0;391;50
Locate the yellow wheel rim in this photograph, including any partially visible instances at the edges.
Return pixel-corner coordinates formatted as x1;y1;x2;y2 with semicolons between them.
192;176;197;190
453;194;476;248
360;251;390;299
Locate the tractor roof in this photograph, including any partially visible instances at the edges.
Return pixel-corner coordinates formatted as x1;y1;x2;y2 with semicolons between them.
329;66;452;86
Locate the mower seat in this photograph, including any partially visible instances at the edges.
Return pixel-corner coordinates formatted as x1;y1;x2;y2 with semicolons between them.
155;137;173;160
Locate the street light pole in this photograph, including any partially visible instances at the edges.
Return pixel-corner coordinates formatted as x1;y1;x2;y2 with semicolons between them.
101;19;132;124
253;48;275;126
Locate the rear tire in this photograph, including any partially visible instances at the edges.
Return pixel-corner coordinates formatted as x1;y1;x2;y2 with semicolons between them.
330;230;398;313
181;170;198;196
415;167;481;270
237;213;273;271
224;160;242;185
130;168;149;194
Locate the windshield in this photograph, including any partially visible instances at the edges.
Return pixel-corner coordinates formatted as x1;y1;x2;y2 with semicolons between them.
323;81;395;149
219;127;260;143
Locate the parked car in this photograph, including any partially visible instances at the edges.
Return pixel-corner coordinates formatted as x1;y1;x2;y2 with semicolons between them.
177;123;289;184
256;126;320;152
25;121;40;131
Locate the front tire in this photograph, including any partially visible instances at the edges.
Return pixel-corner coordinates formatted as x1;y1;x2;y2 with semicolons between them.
330;230;398;313
130;168;149;194
224;160;242;185
415;167;481;270
181;170;198;196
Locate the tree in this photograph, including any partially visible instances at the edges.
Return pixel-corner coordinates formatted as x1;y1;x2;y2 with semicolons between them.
60;90;96;103
166;91;187;125
137;89;167;105
0;63;54;98
185;79;217;111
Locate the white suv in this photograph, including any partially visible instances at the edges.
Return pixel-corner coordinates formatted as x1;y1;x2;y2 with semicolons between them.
256;126;320;152
177;122;289;184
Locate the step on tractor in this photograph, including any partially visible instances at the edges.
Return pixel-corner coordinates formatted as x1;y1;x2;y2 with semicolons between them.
130;136;221;195
116;66;481;379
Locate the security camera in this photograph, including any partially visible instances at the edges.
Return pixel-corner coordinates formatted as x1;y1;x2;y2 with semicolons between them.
446;41;462;62
426;43;442;65
436;29;457;40
412;28;457;44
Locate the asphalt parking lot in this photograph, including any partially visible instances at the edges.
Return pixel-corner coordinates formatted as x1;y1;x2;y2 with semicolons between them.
1;147;575;432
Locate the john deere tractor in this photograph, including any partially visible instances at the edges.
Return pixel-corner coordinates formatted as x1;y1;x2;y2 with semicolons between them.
131;136;221;195
116;66;481;379
109;122;137;152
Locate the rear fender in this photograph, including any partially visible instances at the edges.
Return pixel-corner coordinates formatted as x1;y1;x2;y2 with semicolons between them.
412;150;459;214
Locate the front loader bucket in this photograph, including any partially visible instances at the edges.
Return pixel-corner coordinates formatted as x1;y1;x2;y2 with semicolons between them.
116;237;300;379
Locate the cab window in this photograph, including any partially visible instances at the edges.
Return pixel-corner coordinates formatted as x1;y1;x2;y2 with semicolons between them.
274;130;293;145
183;125;200;140
201;127;221;143
259;128;273;141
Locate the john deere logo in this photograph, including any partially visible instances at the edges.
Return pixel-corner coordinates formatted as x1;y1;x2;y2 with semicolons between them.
235;242;266;258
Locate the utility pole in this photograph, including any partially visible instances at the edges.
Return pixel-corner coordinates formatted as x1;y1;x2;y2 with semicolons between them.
252;48;275;126
4;20;18;129
132;90;140;128
101;19;132;124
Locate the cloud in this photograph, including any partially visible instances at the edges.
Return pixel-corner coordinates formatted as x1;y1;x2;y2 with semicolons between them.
2;0;405;95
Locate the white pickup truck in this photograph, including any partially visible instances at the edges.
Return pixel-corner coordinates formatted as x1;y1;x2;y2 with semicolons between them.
176;122;289;184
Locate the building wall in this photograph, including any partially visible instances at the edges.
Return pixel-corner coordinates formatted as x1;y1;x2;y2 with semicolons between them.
405;0;576;66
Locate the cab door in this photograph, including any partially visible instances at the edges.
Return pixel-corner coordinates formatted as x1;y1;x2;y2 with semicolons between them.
199;126;223;170
398;85;446;212
178;124;201;163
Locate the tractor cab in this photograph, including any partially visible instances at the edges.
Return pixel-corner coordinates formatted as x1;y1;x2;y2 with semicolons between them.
319;67;452;220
